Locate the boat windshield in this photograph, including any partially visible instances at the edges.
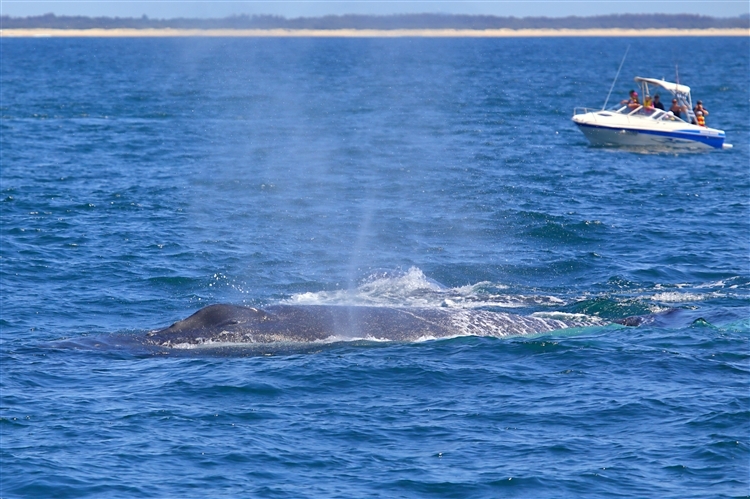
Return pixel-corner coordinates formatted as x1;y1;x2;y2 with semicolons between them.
652;109;686;123
612;105;686;123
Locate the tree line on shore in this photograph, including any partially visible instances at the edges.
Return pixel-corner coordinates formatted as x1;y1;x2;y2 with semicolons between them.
2;13;749;30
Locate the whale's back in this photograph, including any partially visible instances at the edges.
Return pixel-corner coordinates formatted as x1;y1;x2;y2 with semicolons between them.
145;304;600;347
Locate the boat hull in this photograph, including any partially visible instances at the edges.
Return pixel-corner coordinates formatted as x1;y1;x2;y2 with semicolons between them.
572;111;726;150
575;122;725;150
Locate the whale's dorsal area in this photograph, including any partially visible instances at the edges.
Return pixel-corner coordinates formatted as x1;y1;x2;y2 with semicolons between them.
144;304;603;347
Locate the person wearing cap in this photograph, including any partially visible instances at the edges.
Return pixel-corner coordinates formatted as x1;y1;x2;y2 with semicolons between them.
696;111;706;127
653;94;665;110
621;90;640;109
693;100;709;118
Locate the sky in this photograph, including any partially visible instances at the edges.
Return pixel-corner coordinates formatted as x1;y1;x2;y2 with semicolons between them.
1;0;748;19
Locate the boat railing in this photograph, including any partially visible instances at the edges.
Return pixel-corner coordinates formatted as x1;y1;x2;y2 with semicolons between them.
573;107;599;116
573;106;624;119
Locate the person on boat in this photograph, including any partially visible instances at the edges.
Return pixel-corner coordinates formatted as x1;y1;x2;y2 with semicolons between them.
669;99;685;120
642;96;655;115
693;100;709;118
696;111;706;127
621;90;640;109
653;94;665;110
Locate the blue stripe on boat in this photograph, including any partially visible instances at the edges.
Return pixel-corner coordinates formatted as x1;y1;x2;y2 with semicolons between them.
576;122;725;149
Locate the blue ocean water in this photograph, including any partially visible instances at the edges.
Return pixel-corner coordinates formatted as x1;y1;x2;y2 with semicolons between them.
1;36;748;498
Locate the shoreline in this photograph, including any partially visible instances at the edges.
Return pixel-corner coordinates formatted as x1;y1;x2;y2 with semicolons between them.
2;28;748;38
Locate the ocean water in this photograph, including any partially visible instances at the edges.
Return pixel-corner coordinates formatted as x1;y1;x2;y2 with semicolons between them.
1;36;748;498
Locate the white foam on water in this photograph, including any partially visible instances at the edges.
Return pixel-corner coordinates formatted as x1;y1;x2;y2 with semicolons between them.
531;311;605;326
166;335;346;349
285;267;566;310
168;340;238;350
694;279;728;289
650;291;715;303
446;309;581;338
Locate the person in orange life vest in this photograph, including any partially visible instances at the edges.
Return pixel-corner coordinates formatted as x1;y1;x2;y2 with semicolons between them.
696;111;706;127
621;90;640;109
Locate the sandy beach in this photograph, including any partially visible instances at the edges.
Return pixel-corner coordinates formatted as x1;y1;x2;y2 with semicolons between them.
2;28;748;37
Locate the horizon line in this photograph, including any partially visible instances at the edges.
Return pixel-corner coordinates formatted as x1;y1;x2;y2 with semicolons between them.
4;12;750;20
3;27;748;37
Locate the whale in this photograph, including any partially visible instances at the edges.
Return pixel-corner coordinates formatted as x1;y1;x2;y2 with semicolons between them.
143;303;652;348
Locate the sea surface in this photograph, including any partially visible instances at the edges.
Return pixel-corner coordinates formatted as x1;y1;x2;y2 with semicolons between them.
1;36;748;498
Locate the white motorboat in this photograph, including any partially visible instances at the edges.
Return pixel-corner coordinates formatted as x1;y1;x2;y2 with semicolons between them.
572;77;731;150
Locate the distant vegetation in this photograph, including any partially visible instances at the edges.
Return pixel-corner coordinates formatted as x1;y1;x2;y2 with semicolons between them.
2;13;749;30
